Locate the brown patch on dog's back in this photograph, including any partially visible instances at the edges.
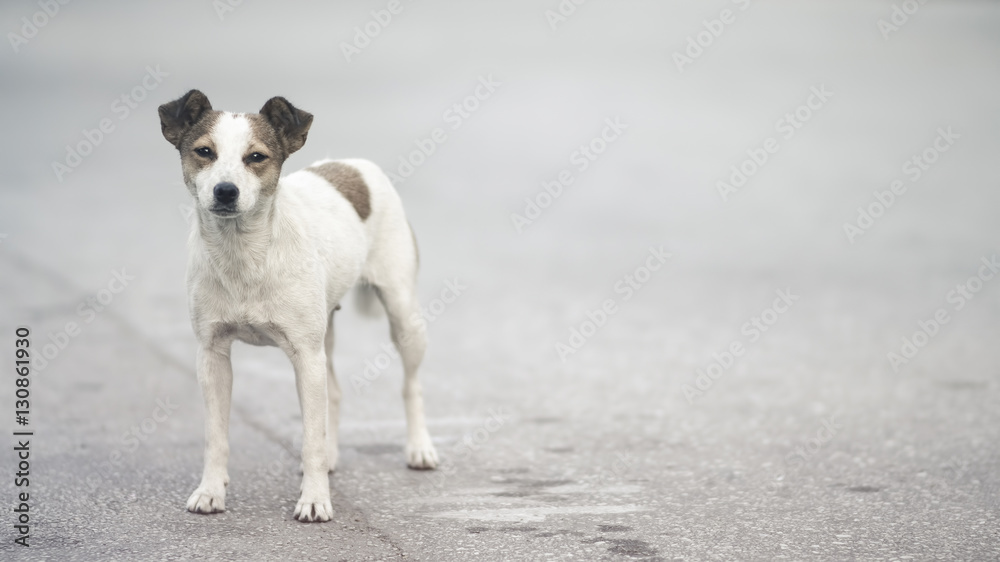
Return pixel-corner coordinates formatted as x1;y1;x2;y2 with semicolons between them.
307;162;371;220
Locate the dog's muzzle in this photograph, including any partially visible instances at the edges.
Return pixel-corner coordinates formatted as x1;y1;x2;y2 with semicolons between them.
211;182;239;216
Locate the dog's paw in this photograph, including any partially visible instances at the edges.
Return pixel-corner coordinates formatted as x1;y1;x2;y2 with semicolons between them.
186;486;226;514
293;496;334;522
406;436;439;470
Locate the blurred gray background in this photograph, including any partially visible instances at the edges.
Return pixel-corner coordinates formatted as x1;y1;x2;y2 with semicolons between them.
1;1;998;560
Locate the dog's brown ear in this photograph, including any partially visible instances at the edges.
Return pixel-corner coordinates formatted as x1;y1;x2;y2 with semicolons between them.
158;90;213;149
259;96;313;156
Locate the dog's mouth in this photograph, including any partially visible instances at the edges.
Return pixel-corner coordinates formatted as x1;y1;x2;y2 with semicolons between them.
209;206;240;218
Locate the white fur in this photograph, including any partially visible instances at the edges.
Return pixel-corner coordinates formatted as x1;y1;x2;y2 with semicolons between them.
181;113;438;523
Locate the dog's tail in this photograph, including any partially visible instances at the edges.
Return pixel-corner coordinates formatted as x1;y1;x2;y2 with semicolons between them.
354;282;384;318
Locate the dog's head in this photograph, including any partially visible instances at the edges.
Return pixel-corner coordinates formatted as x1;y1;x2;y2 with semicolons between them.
158;90;313;218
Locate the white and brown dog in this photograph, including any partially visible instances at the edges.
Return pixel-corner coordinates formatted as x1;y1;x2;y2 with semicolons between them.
158;90;438;522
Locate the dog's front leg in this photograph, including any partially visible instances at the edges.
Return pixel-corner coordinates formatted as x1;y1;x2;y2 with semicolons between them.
187;346;233;514
290;344;333;522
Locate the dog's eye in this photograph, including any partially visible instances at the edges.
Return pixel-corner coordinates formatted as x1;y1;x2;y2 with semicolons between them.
247;152;268;163
194;147;214;158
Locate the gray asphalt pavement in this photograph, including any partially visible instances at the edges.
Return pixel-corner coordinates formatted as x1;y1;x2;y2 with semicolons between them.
1;1;999;560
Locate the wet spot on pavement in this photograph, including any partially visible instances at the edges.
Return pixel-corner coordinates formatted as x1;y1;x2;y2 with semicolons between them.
535;529;585;538
581;536;659;557
597;524;632;532
520;479;573;488
607;538;658;557
498;525;539;533
847;485;881;493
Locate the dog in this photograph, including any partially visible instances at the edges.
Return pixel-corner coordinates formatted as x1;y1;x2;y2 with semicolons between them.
158;90;438;522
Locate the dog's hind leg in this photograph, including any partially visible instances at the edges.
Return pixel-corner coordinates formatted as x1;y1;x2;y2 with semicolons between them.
325;308;341;472
375;281;439;469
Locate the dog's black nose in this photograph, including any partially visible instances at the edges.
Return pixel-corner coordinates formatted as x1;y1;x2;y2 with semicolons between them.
213;182;239;205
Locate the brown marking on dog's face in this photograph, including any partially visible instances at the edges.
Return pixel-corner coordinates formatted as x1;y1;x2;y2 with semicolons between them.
159;90;222;195
177;111;222;193
306;162;371;220
244;114;287;197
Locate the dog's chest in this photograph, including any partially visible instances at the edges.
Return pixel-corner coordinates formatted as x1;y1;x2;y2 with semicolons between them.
190;264;326;346
197;294;316;350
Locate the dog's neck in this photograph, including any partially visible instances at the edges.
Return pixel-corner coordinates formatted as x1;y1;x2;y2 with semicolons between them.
194;196;278;281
